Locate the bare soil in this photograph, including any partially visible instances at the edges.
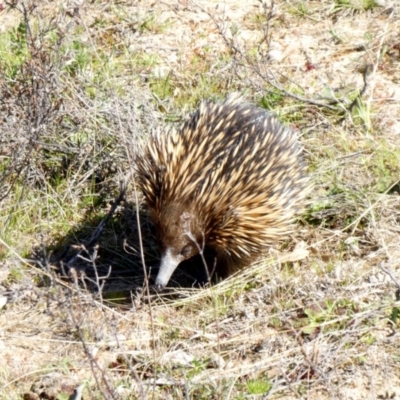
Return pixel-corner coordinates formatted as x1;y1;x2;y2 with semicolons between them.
0;0;399;399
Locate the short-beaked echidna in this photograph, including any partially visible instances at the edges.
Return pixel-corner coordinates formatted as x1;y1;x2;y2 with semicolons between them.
135;95;309;290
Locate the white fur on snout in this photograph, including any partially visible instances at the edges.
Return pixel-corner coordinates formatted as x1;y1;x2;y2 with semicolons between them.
155;249;182;289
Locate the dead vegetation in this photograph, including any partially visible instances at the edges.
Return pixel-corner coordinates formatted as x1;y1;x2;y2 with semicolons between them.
0;0;399;399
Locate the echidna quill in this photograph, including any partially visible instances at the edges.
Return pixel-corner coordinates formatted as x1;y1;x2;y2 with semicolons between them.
135;95;309;290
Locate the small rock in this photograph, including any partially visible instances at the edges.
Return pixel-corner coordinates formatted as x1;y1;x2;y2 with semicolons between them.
0;296;7;310
159;349;194;367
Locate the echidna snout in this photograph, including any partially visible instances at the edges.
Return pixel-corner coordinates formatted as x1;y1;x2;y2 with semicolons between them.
136;95;309;290
154;211;203;291
154;249;185;291
154;250;178;291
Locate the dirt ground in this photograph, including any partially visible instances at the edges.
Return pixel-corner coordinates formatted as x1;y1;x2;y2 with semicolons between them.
0;0;400;399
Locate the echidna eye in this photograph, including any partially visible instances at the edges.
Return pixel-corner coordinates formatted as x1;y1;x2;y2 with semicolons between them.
180;245;192;258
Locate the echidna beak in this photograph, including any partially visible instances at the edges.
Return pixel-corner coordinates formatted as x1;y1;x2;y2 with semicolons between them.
154;249;181;291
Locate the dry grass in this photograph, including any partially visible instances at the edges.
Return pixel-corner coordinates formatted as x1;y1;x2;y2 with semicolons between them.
0;0;400;399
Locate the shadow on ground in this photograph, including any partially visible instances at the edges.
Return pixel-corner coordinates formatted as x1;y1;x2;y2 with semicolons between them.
30;199;213;301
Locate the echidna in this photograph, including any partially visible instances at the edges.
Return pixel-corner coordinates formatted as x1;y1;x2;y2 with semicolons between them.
136;95;309;290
